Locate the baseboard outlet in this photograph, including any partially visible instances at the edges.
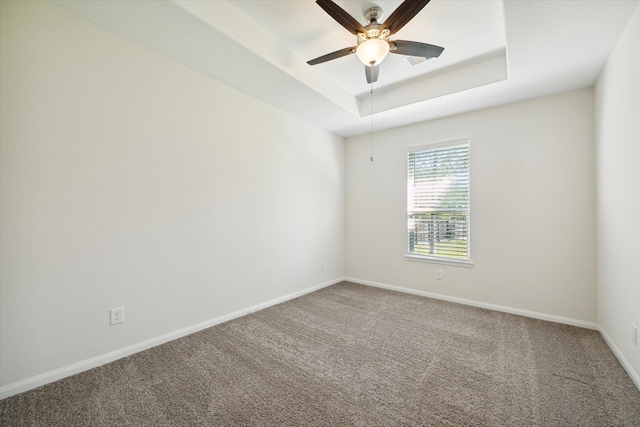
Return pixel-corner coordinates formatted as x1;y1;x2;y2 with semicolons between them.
598;327;640;391
0;277;342;400
345;277;599;330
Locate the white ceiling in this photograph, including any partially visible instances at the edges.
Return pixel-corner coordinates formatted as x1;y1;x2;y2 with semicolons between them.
228;0;507;96
50;0;639;137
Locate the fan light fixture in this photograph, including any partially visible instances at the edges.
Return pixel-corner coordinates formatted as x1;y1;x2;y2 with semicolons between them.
306;0;444;84
356;38;390;66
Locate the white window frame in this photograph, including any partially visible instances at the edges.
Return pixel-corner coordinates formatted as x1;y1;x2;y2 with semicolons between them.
405;139;473;267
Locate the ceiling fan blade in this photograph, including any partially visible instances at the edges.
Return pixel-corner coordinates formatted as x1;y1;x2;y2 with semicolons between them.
382;0;431;35
390;40;444;58
307;46;356;65
365;64;380;84
316;0;367;35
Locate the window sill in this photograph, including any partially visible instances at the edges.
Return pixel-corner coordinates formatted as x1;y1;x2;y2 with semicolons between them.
405;254;474;268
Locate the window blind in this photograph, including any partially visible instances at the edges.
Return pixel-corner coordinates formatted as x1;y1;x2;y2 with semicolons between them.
407;142;470;261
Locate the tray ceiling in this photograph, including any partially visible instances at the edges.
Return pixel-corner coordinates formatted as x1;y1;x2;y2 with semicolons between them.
50;0;639;137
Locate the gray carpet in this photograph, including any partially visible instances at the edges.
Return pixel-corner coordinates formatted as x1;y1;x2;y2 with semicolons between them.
1;281;639;426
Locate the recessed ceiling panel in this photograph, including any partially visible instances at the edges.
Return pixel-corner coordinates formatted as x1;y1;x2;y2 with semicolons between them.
228;0;507;95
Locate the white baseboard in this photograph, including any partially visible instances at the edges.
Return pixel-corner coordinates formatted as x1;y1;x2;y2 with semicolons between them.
598;327;640;391
345;277;600;330
0;278;342;400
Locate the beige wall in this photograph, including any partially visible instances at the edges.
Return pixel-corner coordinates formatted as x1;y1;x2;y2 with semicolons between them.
0;0;345;390
346;89;596;323
595;3;640;385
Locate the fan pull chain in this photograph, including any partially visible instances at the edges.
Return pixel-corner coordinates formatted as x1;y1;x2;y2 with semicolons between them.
370;63;374;162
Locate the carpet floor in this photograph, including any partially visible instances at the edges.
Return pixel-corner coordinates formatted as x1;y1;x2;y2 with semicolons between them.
1;281;639;426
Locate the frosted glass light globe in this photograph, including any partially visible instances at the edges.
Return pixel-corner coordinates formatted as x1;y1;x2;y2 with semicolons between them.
356;39;390;66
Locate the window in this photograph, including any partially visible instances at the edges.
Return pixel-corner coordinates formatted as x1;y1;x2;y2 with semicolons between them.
407;140;471;265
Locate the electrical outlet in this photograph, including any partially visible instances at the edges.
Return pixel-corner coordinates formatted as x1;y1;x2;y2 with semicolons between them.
320;261;326;271
110;307;124;325
633;324;637;346
435;270;442;280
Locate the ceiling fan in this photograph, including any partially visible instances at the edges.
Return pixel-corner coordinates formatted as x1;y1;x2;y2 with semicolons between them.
307;0;444;84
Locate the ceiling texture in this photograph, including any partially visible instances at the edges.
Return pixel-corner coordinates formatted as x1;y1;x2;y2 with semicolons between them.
51;0;639;137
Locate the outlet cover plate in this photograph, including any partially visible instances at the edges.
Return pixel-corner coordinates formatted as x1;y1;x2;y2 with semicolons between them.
110;307;124;325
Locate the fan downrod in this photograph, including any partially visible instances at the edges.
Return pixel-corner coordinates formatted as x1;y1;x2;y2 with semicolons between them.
364;6;383;24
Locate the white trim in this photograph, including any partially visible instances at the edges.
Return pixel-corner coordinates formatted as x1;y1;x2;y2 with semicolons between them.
598;327;640;391
406;137;471;152
0;278;342;400
405;254;474;267
345;276;599;330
